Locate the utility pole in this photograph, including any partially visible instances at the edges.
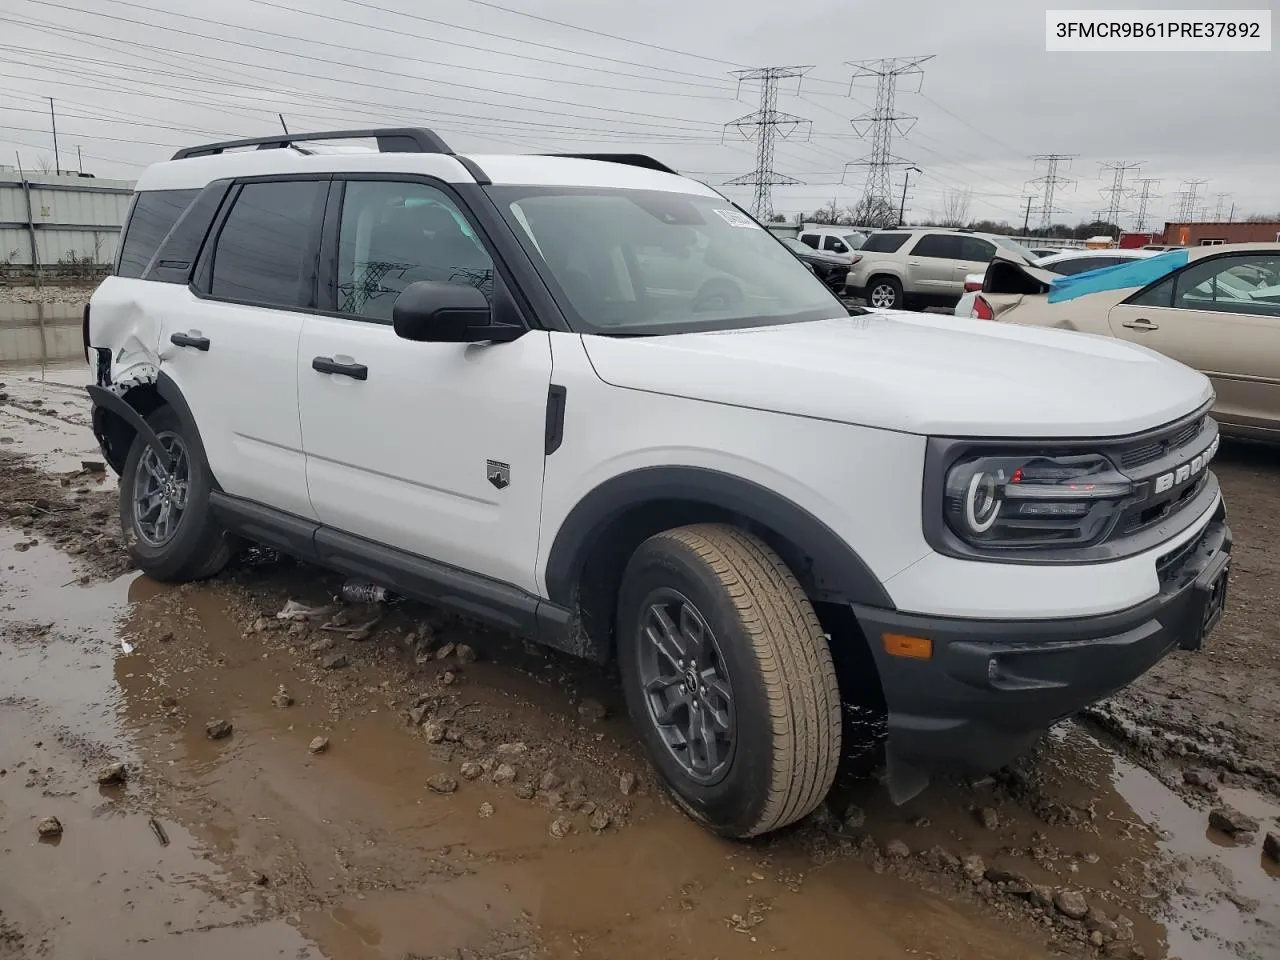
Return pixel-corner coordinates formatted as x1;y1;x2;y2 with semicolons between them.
898;166;920;225
1022;195;1036;234
1099;160;1143;236
1133;178;1160;232
1029;155;1077;231
48;97;60;175
723;66;813;219
844;55;934;227
76;145;82;174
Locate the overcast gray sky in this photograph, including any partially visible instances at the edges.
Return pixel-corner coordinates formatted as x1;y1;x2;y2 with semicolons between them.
1;0;1276;229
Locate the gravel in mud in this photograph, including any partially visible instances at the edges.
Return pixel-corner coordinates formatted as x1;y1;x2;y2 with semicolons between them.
1;360;1278;960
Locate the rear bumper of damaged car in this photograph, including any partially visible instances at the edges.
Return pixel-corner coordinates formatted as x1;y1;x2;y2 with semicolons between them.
854;502;1230;800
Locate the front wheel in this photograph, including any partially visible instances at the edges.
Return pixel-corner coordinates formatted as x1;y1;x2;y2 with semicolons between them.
616;524;842;838
118;404;234;582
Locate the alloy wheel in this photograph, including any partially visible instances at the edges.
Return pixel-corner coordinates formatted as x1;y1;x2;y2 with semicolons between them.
131;431;190;546
635;588;736;785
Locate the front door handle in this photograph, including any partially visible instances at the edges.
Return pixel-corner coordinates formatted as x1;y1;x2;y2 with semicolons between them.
1121;318;1159;331
170;331;210;351
312;356;368;381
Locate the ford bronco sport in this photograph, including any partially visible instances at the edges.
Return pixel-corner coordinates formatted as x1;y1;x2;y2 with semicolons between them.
85;128;1231;839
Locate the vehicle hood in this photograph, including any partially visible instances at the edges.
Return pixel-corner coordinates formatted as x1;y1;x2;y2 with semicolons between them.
581;310;1213;438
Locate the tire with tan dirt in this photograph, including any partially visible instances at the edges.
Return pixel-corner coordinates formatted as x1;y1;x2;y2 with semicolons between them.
616;523;842;838
118;405;235;582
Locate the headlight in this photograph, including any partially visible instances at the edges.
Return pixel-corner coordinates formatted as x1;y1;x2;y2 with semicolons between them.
944;453;1134;549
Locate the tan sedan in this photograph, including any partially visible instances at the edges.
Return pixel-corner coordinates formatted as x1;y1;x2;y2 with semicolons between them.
976;243;1280;440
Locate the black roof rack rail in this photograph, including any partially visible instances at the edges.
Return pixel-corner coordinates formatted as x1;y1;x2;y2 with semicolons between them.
539;153;677;175
171;127;453;161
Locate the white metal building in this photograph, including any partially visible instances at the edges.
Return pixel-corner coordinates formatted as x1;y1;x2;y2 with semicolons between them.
0;168;134;272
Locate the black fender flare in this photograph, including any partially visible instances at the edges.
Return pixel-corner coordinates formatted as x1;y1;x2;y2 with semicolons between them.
543;466;895;610
87;372;217;486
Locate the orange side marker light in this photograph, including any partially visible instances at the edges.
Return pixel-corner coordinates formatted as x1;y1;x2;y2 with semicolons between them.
882;633;933;660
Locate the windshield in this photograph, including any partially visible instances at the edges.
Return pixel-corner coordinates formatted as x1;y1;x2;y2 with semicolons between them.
490;186;844;335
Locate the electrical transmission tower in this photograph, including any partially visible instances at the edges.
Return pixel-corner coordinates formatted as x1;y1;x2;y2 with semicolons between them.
1213;192;1232;221
1098;160;1143;232
1029;155;1077;231
1175;179;1208;222
1133;178;1160;232
723;66;813;218
844;55;934;224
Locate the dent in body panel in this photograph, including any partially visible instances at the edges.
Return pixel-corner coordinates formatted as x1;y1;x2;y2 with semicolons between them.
91;279;163;396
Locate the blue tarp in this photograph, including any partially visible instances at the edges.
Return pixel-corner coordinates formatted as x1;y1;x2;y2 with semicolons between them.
1046;249;1189;304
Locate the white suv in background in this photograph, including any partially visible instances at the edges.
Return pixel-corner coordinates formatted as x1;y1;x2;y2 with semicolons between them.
797;226;867;261
845;228;1038;310
86;128;1230;840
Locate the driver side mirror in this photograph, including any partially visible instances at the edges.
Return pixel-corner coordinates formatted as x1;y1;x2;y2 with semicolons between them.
392;281;523;344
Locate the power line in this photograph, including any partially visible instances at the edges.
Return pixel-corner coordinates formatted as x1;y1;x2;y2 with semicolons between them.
1029;154;1077;230
722;67;813;218
255;0;736;88
844;55;934;224
1133;178;1161;232
453;0;743;69
8;2;722;132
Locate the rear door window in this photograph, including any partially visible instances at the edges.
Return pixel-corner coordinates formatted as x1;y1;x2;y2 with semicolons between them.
115;189;200;278
859;232;909;253
208;180;327;309
910;234;966;259
959;237;996;263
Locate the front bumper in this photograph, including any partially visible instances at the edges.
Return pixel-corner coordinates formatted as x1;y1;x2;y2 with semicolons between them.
855;503;1230;782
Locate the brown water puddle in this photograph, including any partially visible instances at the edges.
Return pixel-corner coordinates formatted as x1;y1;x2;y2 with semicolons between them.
1;538;1060;960
0;359;106;477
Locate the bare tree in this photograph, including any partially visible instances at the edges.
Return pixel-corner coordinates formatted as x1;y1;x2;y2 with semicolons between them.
845;194;898;228
1245;212;1280;222
939;188;972;227
34;154;54;173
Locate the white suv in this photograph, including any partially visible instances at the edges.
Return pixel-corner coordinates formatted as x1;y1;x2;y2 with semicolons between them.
86;128;1231;839
845;228;1039;310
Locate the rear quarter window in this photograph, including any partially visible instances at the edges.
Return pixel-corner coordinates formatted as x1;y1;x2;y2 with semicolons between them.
115;189;201;279
860;232;909;254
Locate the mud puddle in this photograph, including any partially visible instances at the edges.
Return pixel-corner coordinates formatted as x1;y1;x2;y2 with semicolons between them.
1;537;1067;960
0;360;104;477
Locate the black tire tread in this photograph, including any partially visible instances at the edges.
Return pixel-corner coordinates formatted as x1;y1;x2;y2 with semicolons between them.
653;523;841;836
120;405;233;583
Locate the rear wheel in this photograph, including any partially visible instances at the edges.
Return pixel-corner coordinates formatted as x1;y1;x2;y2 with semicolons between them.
867;276;902;309
119;405;234;582
617;524;842;838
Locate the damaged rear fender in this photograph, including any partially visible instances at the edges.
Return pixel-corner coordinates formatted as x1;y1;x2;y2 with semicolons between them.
89;368;215;485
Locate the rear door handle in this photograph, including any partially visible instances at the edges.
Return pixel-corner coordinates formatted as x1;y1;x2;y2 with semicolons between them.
1121;318;1159;331
312;356;368;381
170;332;210;351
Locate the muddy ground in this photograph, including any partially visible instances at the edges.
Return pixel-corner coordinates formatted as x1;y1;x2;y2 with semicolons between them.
1;360;1278;960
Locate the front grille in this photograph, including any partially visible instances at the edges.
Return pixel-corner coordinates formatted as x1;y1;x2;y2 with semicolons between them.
1118;416;1205;469
1121;471;1210;534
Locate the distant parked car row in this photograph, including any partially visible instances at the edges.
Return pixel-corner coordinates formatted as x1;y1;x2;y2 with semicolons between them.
842;228;1041;310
